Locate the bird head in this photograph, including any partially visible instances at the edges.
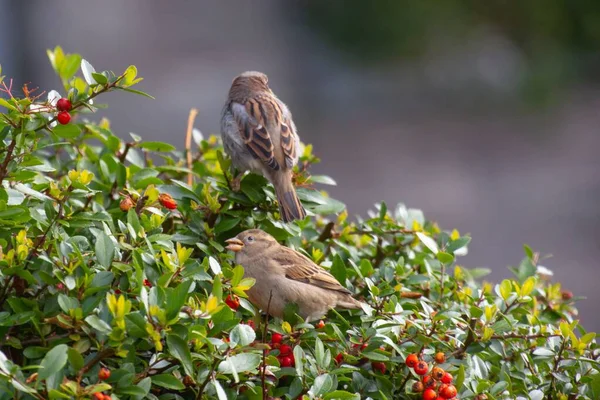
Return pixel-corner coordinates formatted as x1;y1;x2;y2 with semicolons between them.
225;229;278;255
230;71;270;93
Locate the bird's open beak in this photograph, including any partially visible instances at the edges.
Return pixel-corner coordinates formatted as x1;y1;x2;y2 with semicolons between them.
225;238;244;253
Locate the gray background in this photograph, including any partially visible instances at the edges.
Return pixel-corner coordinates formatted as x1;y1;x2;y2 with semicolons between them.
1;1;599;330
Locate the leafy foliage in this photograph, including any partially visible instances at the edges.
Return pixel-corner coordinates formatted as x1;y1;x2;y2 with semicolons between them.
0;48;598;400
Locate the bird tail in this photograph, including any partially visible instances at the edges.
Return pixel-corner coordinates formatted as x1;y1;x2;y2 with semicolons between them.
337;296;363;310
273;172;306;222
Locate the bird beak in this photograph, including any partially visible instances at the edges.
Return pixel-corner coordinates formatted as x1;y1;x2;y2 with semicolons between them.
225;238;244;253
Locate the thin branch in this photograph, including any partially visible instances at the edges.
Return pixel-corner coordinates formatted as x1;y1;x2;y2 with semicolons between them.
185;108;198;186
262;291;273;400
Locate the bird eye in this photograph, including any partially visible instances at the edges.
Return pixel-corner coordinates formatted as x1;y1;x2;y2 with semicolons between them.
247;236;255;243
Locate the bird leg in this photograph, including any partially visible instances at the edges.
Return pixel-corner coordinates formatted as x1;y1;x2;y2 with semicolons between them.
230;172;244;192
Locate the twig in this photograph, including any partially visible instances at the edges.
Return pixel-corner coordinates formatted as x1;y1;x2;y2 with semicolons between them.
76;348;116;382
0;137;17;184
196;357;221;400
262;291;273;400
185;108;198;186
318;222;335;242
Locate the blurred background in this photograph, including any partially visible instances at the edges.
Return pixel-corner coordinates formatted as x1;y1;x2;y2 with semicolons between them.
1;0;599;330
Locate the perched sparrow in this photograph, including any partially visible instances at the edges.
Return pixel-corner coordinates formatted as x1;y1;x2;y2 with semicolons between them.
225;229;361;320
221;71;306;222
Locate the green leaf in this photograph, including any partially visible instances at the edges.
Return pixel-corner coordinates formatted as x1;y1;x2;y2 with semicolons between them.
85;315;112;334
499;279;513;301
446;236;471;253
330;255;347;286
416;232;438;254
118;87;155;99
310;374;334;397
436;252;454;264
38;344;68;380
218;353;261;374
229;324;256;347
152;374;185;390
91;72;108;85
52;124;82;139
138;141;176;152
95;231;115;268
166;280;192;320
57;295;80;313
67;348;84;371
166;334;194;377
324;391;360;400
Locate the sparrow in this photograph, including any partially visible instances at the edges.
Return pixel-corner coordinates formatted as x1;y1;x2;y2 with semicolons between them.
220;71;306;222
225;229;362;320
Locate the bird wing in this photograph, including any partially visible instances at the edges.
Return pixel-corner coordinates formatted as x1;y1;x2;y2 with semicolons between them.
273;246;351;294
231;95;285;171
280;117;296;169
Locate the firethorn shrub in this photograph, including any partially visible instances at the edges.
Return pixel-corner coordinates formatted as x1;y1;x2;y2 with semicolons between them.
0;47;598;399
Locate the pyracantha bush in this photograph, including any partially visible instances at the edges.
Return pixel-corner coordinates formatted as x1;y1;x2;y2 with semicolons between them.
0;47;598;400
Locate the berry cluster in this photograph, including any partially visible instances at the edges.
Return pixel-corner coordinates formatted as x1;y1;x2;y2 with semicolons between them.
270;332;295;367
55;98;72;125
93;368;112;399
406;352;458;400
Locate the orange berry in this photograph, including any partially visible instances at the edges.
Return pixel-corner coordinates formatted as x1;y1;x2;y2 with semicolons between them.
431;366;445;380
406;353;419;368
158;193;177;210
98;367;110;380
315;320;325;329
434;352;446;364
412;381;424;393
93;393;104;400
119;196;135;212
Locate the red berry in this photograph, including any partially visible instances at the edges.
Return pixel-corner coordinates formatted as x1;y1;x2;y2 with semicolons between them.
371;361;386;374
93;393;104;400
271;333;283;344
143;279;152;288
334;353;344;364
56;98;72;111
57;111;71;125
434;352;446;364
422;388;437;400
279;344;292;356
225;294;240;310
56;283;65;290
244;320;256;330
315;320;325;329
414;360;429;375
158;193;177;210
439;384;457;399
98;367;111;380
406;353;419;368
280;356;293;367
103;395;112;400
441;372;453;384
114;289;122;295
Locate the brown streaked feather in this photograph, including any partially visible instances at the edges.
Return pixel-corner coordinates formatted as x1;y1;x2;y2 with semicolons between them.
273;246;351;294
280;122;296;169
234;97;280;170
